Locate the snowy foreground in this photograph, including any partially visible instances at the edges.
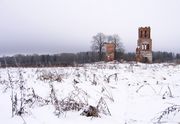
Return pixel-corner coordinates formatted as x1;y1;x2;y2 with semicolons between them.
0;62;180;124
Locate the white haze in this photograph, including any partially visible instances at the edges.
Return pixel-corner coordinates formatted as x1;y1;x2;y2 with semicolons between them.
0;0;180;56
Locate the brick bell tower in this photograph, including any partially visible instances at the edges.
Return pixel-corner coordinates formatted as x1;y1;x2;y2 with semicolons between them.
136;27;152;63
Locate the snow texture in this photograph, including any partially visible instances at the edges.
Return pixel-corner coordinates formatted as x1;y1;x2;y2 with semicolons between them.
0;62;180;124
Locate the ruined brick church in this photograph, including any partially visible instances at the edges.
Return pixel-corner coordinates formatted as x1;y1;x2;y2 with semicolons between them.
136;27;152;63
105;43;115;61
104;26;152;63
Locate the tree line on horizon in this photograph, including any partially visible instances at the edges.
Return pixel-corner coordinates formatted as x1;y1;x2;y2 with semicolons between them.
0;51;179;67
0;32;179;67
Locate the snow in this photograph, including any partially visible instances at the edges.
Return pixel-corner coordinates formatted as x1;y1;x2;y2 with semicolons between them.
0;62;180;124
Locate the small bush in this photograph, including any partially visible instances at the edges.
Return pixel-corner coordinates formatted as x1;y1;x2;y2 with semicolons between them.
80;105;99;117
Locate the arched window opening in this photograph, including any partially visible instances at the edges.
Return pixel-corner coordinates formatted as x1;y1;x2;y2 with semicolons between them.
144;30;147;38
140;30;143;38
147;44;150;50
142;44;144;50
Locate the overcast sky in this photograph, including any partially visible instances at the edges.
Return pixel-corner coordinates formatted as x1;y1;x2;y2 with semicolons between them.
0;0;180;56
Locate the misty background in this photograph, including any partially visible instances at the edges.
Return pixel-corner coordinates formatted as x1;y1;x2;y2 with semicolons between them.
0;0;180;56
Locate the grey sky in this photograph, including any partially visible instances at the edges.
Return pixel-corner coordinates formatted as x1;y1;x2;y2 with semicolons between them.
0;0;180;56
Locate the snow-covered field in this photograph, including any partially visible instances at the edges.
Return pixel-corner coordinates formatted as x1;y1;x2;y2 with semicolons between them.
0;62;180;124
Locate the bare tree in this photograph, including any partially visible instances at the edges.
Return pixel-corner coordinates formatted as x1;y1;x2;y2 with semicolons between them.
91;33;106;61
107;34;125;60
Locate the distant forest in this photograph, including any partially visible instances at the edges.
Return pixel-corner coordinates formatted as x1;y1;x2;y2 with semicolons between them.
0;51;180;67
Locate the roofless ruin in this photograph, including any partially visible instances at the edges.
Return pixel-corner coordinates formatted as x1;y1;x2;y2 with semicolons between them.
136;26;152;63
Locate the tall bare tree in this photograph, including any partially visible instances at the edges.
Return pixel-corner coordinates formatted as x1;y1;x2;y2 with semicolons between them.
91;33;106;61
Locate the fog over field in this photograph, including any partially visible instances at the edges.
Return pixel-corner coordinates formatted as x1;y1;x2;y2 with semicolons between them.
0;0;180;56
